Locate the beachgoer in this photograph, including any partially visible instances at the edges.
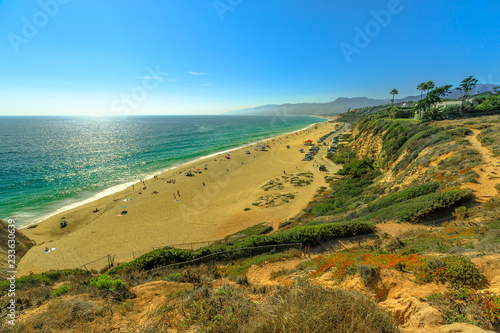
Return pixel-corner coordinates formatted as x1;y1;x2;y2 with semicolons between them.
177;190;180;197
173;193;176;199
132;185;135;190
45;247;49;253
203;182;205;186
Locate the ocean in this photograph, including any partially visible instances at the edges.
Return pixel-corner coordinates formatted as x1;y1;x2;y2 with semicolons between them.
0;115;324;227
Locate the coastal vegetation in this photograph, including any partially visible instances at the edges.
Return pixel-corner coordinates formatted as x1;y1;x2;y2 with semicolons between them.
3;110;500;332
338;76;500;125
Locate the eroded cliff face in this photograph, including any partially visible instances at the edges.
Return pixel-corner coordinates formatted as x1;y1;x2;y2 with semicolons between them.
346;119;479;190
0;219;34;279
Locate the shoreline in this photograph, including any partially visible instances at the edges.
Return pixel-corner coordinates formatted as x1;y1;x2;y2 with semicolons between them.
18;116;328;230
18;117;341;275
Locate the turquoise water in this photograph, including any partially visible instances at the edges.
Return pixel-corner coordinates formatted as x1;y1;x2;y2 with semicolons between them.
0;115;324;227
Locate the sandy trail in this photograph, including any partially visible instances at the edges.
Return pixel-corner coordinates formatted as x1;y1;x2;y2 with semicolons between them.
18;120;345;275
463;129;500;202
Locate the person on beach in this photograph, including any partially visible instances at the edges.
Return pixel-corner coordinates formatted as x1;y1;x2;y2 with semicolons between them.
132;185;134;190
173;193;176;199
177;190;180;197
203;182;205;186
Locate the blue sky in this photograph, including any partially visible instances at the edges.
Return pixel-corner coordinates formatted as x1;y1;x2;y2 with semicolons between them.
0;0;499;115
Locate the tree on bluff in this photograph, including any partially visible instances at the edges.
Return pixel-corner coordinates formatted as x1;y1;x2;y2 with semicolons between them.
414;85;453;120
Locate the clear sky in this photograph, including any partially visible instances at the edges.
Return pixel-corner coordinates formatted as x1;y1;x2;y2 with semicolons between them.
0;0;499;116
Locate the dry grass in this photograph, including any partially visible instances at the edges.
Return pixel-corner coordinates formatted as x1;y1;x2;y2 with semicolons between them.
4;297;111;333
139;282;399;333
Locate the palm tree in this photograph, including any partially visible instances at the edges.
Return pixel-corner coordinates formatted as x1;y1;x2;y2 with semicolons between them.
417;82;426;100
425;81;435;95
390;89;399;105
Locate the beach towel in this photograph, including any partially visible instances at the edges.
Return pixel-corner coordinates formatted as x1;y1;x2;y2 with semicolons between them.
45;248;56;253
123;198;133;202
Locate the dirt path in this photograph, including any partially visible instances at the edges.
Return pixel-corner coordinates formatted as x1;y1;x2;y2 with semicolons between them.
464;129;500;202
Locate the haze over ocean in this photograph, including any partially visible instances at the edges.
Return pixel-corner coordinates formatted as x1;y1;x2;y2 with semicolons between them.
0;115;323;227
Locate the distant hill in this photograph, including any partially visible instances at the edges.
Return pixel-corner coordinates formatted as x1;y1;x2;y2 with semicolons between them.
224;84;499;116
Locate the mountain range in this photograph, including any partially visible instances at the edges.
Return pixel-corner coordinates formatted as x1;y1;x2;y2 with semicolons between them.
224;84;499;116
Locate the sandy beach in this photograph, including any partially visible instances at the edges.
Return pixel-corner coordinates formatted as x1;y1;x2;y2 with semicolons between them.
18;119;346;275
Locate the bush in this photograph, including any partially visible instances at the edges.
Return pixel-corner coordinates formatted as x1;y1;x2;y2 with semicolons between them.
112;220;375;273
357;264;374;285
337;159;374;177
51;285;70;296
415;256;482;288
427;289;500;330
89;274;125;291
312;171;378;216
364;182;440;214
0;269;89;296
362;188;473;222
453;206;475;220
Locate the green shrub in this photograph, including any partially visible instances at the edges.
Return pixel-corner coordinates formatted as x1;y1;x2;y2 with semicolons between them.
112;221;375;273
51;285;71;296
447;128;472;137
0;269;89;295
364;182;440;213
363;188;473;222
415;256;482;288
89;274;125;291
427;289;500;330
312;171;378;216
337;159;374;177
453;206;475;220
329;151;357;164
